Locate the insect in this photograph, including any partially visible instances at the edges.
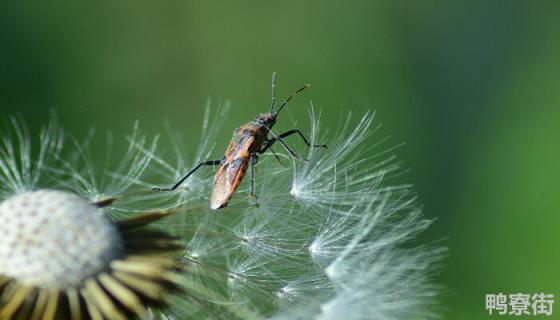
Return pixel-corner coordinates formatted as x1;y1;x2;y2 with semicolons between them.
154;73;327;210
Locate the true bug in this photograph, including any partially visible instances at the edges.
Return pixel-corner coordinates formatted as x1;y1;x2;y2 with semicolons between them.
154;73;327;210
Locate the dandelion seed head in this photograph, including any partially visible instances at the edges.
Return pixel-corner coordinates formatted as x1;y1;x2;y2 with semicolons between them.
324;262;343;280
276;284;298;301
0;190;122;289
320;301;335;317
227;271;250;295
289;184;302;198
0;117;182;319
187;250;201;259
308;241;325;260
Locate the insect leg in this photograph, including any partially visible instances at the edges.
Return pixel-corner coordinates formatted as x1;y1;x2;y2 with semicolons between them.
269;147;287;167
249;153;259;197
277;129;328;148
153;159;222;191
260;136;308;162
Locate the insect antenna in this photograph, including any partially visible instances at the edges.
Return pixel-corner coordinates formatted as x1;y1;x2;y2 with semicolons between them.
270;72;277;113
275;83;311;115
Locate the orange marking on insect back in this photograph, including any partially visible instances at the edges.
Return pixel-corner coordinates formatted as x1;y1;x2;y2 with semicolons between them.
210;136;254;210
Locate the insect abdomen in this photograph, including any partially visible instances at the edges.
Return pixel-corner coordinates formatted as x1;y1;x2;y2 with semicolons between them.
210;135;255;210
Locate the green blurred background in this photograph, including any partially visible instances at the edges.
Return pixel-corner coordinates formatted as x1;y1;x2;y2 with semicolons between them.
1;1;559;318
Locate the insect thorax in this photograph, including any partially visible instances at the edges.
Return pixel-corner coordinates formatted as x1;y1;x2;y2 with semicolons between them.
256;113;277;129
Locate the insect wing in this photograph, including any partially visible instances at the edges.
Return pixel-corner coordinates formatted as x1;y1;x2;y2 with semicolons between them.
210;137;253;210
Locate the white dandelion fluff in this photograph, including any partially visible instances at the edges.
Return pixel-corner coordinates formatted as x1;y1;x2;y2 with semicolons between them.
0;116;62;198
0;92;444;319
148;101;445;320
